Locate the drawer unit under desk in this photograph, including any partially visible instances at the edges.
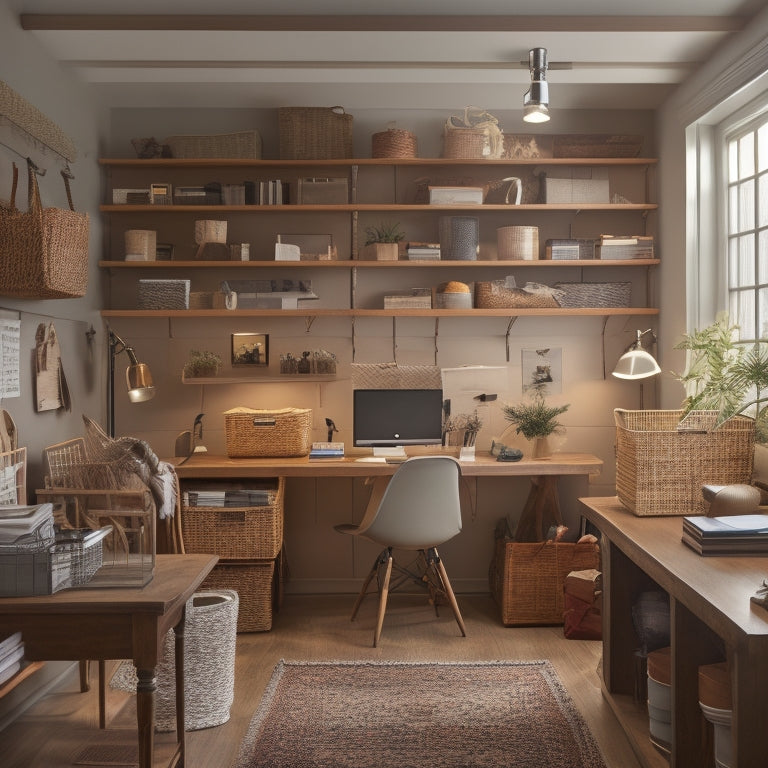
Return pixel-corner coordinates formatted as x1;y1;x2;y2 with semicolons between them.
181;477;284;560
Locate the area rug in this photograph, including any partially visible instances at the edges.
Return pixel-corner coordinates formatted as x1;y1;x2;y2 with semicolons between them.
235;660;607;768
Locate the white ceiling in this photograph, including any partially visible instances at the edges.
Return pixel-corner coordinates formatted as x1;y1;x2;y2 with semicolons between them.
11;1;768;113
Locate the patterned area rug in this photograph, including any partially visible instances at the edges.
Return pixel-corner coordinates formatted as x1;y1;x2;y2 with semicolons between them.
236;660;607;768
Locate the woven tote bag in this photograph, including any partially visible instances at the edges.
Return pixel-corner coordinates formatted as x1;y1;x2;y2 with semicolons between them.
0;160;89;299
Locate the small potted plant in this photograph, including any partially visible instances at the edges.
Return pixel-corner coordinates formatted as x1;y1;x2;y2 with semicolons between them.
183;349;222;379
358;221;405;261
501;391;570;459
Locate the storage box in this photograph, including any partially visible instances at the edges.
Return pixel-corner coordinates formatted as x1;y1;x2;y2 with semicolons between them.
182;478;284;559
489;536;600;626
137;279;190;310
224;407;312;458
596;236;655;260
428;186;484;205
297;177;349;204
553;281;631;308
615;409;755;516
544;239;581;260
278;106;353;160
543;177;609;204
202;559;276;632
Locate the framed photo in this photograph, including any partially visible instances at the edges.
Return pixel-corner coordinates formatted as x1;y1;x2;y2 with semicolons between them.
232;333;269;367
522;347;562;395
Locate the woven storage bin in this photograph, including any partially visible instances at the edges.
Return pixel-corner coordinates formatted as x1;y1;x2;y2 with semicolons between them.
278;106;353;159
124;229;156;260
224;407;312;457
165;130;262;159
372;128;417;158
552;133;642;158
137;279;190;310
476;280;559;309
182;478;284;559
497;226;539;260
490;538;600;626
188;291;214;309
202;559;275;632
615;409;755;517
443;128;498;159
554;281;631;308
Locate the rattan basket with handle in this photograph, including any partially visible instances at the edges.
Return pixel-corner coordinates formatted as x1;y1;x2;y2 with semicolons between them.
224;407;312;457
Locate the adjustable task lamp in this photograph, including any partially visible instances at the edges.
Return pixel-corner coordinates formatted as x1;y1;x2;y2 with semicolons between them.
523;48;550;124
612;329;661;380
107;329;155;437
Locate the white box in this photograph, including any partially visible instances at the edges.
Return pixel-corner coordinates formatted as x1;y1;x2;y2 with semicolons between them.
544;178;609;204
429;186;484;205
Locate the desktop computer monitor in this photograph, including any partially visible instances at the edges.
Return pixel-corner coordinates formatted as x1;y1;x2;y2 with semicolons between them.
353;388;444;457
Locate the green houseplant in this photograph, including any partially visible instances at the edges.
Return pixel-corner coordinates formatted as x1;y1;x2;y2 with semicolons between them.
359;221;405;261
501;391;570;458
183;349;222;378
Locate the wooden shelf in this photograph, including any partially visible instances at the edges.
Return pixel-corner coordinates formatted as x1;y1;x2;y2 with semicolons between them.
103;307;659;319
182;374;339;384
100;258;660;269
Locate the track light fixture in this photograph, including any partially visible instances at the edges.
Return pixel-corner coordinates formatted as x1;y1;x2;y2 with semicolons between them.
523;47;550;124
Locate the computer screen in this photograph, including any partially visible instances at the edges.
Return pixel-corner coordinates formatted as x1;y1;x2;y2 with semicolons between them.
353;389;444;449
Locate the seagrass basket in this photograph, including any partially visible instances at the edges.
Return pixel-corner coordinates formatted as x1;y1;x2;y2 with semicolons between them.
202;560;276;632
278;106;353;159
489;538;601;626
182;478;284;559
497;226;539;260
554;281;631;308
443;127;495;159
614;409;755;516
224;407;312;457
165;130;262;159
372;128;417;158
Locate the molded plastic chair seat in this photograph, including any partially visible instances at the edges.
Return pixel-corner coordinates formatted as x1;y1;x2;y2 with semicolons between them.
334;455;466;646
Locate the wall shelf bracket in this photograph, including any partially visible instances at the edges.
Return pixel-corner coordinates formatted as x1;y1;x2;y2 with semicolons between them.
304;315;316;333
505;317;518;362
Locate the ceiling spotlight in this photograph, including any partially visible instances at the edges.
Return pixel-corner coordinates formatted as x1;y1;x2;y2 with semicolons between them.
523;47;550;124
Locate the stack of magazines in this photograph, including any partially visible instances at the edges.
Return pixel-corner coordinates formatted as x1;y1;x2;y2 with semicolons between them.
682;513;768;556
0;504;55;549
0;631;24;686
184;489;274;507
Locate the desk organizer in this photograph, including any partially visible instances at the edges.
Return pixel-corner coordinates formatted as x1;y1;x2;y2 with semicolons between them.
224;407;312;457
615;409;755;516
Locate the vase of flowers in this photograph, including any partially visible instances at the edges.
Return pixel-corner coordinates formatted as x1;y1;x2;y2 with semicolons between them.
501;392;570;459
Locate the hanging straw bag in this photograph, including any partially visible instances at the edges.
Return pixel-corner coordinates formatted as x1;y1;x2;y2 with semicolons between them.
0;160;89;299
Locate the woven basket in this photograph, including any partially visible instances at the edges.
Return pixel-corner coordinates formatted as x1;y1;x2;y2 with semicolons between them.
615;409;755;517
442;127;496;159
554;281;631;308
278;106;353;159
372;128;417;158
188;291;214;309
497;226;539;260
182;478;284;559
124;229;156;260
202;560;275;632
552;134;642;158
137;279;190;310
490;538;601;626
165;130;262;159
224;407;312;457
476;281;559;309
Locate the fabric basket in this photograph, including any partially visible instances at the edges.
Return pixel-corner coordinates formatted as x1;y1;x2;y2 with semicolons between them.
278;106;353;159
489;537;601;626
0;160;88;299
224;407;312;457
614;409;755;516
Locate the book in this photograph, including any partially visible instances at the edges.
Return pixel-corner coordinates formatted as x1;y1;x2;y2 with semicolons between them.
683;514;768;537
682;531;768;556
310;441;345;459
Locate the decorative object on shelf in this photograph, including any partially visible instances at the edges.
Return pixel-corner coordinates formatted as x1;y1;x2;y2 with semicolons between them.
149;183;172;205
443;410;482;448
278;106;353;160
502;133;553;159
193;219;227;260
220;279;318;310
435;281;472;309
231;333;268;367
0;159;89;299
359;221;405;261
543;238;591;260
276;233;337;261
223;407;313;458
131;137;170;158
443;106;503;159
522;48;550;124
475;277;563;309
439;215;479;261
371;126;417;158
137;278;190;310
279;348;336;375
124;229;157;261
497;225;538;260
553;281;631;308
155;243;174;261
384;288;432;309
612;329;661;380
501;390;570;460
296;177;349;204
34;322;70;413
673;312;768;441
164;130;262;159
229;243;250;261
183;350;222;379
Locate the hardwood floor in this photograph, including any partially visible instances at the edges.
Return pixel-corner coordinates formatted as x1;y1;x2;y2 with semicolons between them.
2;593;644;767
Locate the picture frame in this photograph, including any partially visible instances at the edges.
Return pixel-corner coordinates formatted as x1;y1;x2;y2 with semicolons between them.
232;333;269;367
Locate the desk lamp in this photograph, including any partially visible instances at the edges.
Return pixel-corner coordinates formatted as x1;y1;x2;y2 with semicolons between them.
107;329;155;437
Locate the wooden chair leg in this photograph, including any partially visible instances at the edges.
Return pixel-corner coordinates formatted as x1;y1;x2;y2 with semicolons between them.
350;549;386;622
373;553;393;648
429;548;467;637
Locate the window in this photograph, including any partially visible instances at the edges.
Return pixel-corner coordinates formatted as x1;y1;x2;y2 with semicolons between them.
724;116;768;342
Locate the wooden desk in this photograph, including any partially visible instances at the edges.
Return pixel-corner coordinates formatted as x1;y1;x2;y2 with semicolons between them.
579;497;768;768
0;554;218;768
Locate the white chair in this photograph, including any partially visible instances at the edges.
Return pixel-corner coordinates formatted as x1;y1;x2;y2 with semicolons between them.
335;455;466;646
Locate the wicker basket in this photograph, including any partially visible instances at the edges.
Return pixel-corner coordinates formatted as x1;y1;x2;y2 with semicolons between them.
615;409;755;517
165;130;262;159
497;226;539;260
554;281;631;308
137;279;190;310
182;478;284;559
202;559;276;632
476;280;560;309
552;134;643;158
224;407;312;457
490;537;601;626
372;128;417;158
278;106;353;160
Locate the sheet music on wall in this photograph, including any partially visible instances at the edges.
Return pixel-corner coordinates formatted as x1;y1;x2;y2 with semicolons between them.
0;317;21;398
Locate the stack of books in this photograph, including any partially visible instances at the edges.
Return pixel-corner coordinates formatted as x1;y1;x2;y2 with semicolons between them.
595;235;655;260
0;631;24;686
309;442;345;460
406;242;441;261
682;513;768;555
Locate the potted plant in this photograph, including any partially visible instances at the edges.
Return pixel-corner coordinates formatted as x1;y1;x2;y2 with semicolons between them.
183;349;222;379
359;221;405;261
501;391;570;458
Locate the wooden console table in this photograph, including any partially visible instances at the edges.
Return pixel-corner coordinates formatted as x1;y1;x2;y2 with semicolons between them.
579;497;768;768
0;554;218;768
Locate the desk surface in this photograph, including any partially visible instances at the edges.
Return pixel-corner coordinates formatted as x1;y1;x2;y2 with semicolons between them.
172;451;603;479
